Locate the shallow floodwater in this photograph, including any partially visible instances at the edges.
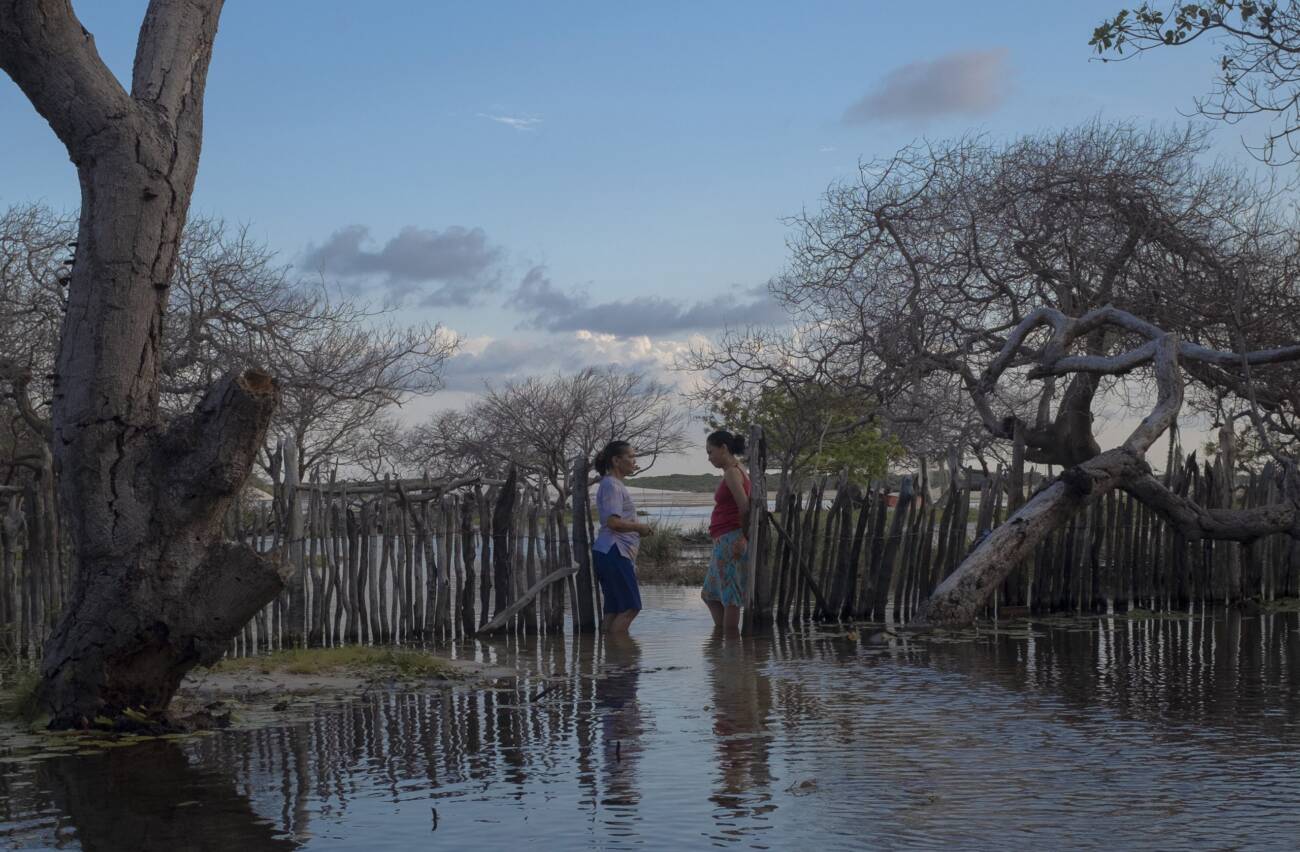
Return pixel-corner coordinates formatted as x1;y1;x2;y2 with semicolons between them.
3;589;1300;850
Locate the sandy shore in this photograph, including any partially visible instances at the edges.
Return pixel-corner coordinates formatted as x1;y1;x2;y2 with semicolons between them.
169;650;519;730
0;649;519;752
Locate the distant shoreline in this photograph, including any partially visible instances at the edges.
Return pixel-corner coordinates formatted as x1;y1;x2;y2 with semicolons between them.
623;472;720;493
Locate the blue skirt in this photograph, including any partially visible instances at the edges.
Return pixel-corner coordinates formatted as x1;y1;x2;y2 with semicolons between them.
593;546;642;614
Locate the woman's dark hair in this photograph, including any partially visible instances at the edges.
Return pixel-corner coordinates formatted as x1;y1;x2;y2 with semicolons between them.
706;429;746;457
593;440;632;476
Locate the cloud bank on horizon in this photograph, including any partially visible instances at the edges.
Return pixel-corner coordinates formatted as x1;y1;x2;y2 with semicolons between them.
509;265;784;336
296;223;781;396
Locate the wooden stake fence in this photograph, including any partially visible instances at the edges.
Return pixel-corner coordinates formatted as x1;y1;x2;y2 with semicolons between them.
4;431;1300;658
743;430;1300;626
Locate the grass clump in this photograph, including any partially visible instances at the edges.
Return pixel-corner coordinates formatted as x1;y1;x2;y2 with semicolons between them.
211;646;458;679
1;667;43;723
639;526;686;566
635;526;710;585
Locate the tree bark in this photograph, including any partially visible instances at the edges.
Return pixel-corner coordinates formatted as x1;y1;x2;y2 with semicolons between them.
1;2;287;727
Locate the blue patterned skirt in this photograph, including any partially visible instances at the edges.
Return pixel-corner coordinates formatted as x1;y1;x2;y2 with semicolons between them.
702;528;748;607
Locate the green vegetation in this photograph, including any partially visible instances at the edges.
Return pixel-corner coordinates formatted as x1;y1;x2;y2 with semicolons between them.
638;527;687;566
628;473;721;492
210;646;459;679
636;527;709;585
1;667;42;723
708;384;902;485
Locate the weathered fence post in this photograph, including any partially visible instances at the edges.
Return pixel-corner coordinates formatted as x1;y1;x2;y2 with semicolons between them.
876;476;913;623
523;489;540;635
0;493;22;647
572;456;597;633
742;424;768;635
477;487;493;628
282;437;306;647
459;498;477;637
491;466;517;621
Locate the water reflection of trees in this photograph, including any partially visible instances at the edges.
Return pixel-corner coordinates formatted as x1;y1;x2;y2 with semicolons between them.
702;633;776;837
39;740;298;851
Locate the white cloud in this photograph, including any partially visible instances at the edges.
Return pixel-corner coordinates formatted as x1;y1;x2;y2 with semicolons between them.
477;113;543;131
437;329;706;393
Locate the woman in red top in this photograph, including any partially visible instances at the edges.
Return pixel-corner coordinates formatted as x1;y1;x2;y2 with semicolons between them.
701;429;751;633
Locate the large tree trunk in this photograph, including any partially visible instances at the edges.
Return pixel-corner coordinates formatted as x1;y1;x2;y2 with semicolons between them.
1;1;286;727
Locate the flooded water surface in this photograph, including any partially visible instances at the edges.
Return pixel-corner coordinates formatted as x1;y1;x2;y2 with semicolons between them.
3;588;1300;850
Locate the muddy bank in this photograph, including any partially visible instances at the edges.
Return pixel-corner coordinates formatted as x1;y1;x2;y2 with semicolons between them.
0;647;518;759
176;648;517;727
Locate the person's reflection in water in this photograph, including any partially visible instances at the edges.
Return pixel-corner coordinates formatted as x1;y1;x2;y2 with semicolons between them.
38;738;298;851
704;630;775;838
596;631;645;819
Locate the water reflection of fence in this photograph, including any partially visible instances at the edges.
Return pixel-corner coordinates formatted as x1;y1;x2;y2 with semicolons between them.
7;607;1298;848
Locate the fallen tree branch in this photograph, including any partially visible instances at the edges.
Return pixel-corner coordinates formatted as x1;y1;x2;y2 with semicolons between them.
1123;473;1296;542
476;564;577;636
765;513;834;615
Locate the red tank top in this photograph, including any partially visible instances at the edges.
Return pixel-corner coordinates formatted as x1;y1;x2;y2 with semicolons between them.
709;470;751;539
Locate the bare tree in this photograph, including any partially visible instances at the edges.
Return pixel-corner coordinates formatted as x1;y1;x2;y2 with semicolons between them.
702;123;1300;458
403;367;690;505
695;121;1300;623
263;313;456;474
916;306;1300;625
153;216;459;473
1092;1;1300;163
0;1;283;727
349;415;406;480
399;408;495;480
1;205;459;485
0;204;71;459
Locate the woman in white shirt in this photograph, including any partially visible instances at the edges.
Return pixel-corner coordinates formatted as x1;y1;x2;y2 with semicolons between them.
591;440;654;633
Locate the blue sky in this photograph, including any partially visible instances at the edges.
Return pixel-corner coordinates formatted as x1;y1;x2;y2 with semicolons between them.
0;1;1263;472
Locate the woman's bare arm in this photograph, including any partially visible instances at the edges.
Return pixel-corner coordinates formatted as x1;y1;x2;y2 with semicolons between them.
725;466;750;525
606;514;653;536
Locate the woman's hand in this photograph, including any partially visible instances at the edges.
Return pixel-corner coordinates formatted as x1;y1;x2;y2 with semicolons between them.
730;534;747;560
639;523;655;537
